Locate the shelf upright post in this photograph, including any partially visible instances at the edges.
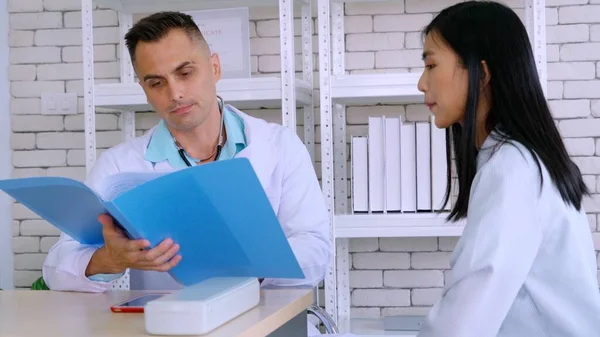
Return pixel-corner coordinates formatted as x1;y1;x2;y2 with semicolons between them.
102;11;135;290
317;0;338;324
279;0;297;134
331;0;350;329
81;0;133;291
119;13;136;142
82;0;96;175
301;0;315;162
332;2;344;78
525;0;547;95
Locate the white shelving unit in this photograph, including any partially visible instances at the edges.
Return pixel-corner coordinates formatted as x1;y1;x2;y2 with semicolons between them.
335;214;465;239
331;73;423;105
81;0;315;289
317;0;547;333
94;77;314;111
0;0;13;291
82;0;315;174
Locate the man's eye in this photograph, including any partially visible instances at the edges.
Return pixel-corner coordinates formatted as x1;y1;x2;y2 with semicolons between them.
426;64;435;70
150;81;162;88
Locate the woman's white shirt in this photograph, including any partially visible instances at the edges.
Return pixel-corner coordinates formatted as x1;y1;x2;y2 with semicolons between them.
418;134;600;337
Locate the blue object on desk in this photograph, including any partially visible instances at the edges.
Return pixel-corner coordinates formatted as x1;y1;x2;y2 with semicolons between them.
0;158;305;286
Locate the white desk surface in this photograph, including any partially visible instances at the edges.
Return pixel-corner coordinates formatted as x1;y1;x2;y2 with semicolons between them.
0;288;313;337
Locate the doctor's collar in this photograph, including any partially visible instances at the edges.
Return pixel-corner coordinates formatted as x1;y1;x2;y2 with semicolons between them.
144;103;246;168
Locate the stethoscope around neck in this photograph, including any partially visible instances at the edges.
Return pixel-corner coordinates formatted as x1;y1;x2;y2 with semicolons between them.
176;95;225;167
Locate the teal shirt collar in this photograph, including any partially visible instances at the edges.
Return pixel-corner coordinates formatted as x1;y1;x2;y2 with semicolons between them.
144;105;246;169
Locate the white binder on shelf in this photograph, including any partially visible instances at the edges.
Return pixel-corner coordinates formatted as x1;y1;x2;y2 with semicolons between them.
368;116;385;213
430;115;450;211
384;117;402;212
400;122;416;213
351;136;369;213
416;122;432;211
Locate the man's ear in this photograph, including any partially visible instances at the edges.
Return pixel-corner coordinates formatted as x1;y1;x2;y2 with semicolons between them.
480;60;491;88
211;53;222;82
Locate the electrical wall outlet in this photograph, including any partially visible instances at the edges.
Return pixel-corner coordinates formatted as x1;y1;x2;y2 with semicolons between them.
41;92;78;115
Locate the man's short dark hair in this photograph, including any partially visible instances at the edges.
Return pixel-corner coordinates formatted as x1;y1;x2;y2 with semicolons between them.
125;11;206;65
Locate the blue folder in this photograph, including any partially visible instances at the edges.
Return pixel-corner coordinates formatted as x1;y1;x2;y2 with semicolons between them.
0;158;304;286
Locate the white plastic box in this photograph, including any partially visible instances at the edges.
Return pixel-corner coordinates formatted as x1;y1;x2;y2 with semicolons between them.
145;277;260;335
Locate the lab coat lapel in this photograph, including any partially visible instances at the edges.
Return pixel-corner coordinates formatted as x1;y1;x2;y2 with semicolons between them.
230;107;277;189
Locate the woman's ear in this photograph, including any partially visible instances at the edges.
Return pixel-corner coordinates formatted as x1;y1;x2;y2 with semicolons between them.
480;60;491;88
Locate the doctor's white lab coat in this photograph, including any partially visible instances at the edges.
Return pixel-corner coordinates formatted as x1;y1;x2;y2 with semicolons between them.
42;106;332;293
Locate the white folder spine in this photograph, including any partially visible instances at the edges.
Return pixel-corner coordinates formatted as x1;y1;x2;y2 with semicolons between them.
368;116;385;213
384;117;402;212
416;122;432;211
400;122;416;213
351;136;369;213
431;115;450;211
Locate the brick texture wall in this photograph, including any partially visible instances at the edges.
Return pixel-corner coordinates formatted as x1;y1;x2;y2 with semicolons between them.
6;0;600;318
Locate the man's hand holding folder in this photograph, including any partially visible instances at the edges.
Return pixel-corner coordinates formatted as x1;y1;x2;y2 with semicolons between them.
85;214;182;277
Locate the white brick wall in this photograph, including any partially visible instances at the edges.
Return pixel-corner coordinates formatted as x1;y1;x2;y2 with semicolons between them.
6;0;121;288
5;0;599;318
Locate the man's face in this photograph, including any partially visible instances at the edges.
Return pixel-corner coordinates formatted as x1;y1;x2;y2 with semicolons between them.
133;28;222;132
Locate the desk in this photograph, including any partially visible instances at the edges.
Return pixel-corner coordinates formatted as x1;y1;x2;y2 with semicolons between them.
0;288;313;337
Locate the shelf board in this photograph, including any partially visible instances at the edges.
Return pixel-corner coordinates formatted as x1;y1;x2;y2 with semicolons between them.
330;73;424;105
94;77;313;111
335;213;464;238
338;317;418;336
93;0;306;13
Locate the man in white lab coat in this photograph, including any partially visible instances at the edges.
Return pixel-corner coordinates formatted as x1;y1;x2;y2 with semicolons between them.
42;10;331;315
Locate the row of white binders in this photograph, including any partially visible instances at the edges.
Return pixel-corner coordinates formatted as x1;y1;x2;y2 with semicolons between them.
351;115;450;213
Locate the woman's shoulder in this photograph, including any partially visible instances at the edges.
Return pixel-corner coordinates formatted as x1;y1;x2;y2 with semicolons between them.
476;135;543;188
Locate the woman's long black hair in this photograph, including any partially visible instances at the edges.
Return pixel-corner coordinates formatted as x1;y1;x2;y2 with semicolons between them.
424;1;588;221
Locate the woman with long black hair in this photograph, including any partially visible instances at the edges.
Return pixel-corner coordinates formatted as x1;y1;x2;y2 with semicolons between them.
416;1;600;336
